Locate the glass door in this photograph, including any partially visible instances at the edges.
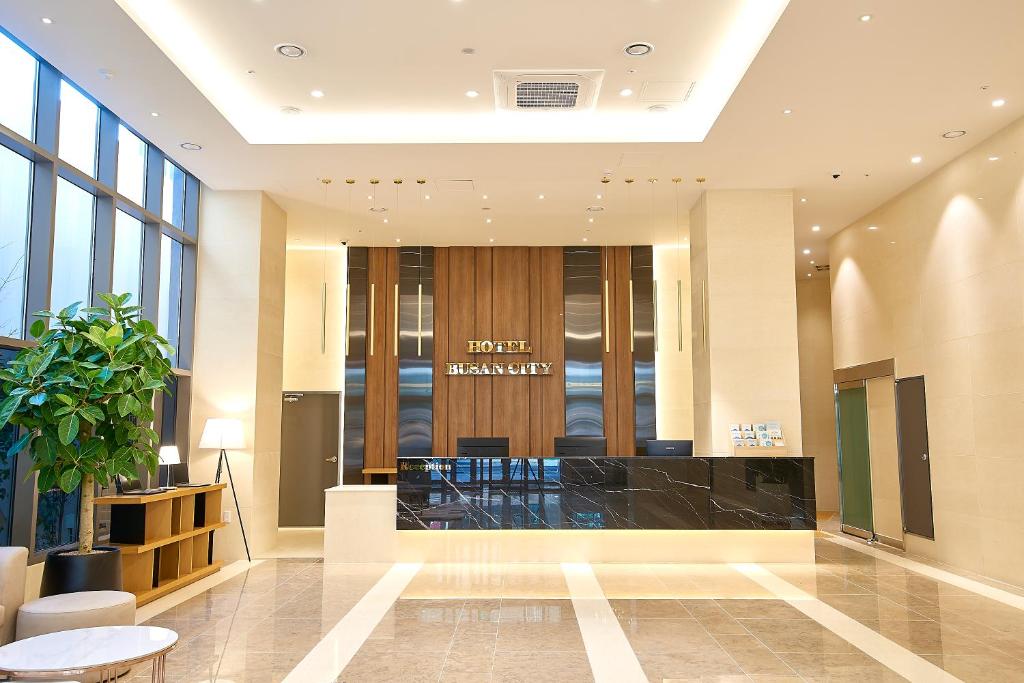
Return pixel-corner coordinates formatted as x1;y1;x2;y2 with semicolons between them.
835;382;874;538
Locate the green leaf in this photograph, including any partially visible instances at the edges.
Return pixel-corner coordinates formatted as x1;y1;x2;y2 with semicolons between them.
54;394;76;406
80;405;105;424
104;323;124;345
29;319;46;338
58;302;82;320
58;414;80;446
28;392;47;406
32;435;57;464
58;468;82;493
0;394;24;429
6;432;30;459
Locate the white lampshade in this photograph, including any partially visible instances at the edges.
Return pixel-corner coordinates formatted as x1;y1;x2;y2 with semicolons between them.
198;418;246;450
158;445;181;465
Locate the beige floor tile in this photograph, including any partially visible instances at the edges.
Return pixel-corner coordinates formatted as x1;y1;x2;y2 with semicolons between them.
608;598;692;620
739;618;858;654
777;651;904;682
863;619;999;656
444;637;497;673
713;634;799;676
337;649;447;682
619;617;720;653
636;648;745;680
366;619;457;650
494;620;586;652
817;593;933;622
498;599;576;623
716;599;808;620
501;563;571;598
490;651;594;683
924;652;1024;683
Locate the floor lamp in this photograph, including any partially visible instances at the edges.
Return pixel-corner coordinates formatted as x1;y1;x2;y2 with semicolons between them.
199;418;251;562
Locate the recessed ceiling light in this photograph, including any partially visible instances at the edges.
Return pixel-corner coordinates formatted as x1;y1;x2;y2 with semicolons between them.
482;194;488;199
465;90;480;98
310;89;325;98
782;108;792;115
624;42;654;57
992;98;1006;107
800;197;807;203
424;194;431;200
41;17;53;24
596;194;603;200
802;248;811;255
976;196;984;201
586;206;604;212
619;88;634;97
485;218;492;224
588;218;594;223
538;194;545;200
942;130;967;138
275;43;306;59
383;218;389;223
489;237;495;243
859;14;872;22
811;225;821;232
369;207;388;213
988;155;1000;161
179;142;202;151
890;241;896;245
582;237;589;242
807;273;812;277
150;112;159;117
910;155;922;164
461;47;475;55
280;106;302;115
810;260;816;265
868;225;878;230
395;237;400;242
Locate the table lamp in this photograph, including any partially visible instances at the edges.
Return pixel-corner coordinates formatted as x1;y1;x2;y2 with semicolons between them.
199;417;250;561
158;445;180;488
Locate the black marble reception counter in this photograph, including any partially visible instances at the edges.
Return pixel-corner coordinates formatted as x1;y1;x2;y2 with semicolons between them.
396;456;816;531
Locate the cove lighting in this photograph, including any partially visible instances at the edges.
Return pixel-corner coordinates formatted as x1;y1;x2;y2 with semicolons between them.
112;0;790;144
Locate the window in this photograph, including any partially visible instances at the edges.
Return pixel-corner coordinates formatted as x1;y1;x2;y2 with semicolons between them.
0;32;37;140
34;488;80;553
112;210;143;304
116;125;146;205
158;235;183;361
0;346;20;546
162;161;185;227
0;146;32;337
58;81;99;177
50;178;95;314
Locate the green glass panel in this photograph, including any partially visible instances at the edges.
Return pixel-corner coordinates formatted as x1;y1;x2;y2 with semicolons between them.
837;386;873;533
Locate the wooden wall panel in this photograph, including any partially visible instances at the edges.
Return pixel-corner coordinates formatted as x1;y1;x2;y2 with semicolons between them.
473;247;493;437
613;246;636;455
601;247;620;454
364;248;389;468
492;247;531;454
540;247;565;456
432;248;449;456
446;247;476;456
528;248;543;456
383;249;400;466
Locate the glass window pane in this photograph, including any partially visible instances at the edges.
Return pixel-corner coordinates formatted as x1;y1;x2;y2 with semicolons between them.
158;235;183;363
51;178;95;314
35;487;80;552
162;160;185;227
58;81;99;177
0;346;20;545
0;32;37;140
112;210;143;305
116;125;146;205
0;146;32;338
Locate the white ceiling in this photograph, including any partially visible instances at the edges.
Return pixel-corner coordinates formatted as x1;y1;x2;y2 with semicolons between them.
2;0;1022;279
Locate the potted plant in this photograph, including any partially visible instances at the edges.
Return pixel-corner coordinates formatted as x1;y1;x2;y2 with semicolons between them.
0;293;173;596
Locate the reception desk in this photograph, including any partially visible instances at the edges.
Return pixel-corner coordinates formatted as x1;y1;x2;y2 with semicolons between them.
396;456;815;531
325;455;816;564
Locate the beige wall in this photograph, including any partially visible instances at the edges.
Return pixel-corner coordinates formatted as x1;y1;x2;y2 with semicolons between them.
796;278;839;511
282;246;348;392
690;190;803;456
829;115;1024;583
654;243;694;439
190;189;286;560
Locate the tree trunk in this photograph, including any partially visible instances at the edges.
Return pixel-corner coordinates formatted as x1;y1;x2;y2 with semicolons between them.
79;472;95;554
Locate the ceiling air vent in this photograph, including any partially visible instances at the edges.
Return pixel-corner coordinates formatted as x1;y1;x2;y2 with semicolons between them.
494;70;603;112
814;264;831;272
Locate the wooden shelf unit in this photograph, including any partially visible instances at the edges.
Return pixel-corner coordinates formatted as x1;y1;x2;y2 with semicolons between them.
96;484;227;606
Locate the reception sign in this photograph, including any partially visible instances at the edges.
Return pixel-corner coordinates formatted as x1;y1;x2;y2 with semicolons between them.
445;339;553;376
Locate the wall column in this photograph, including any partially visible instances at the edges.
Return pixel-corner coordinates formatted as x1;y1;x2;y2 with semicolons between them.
690;190;803;456
190;190;287;560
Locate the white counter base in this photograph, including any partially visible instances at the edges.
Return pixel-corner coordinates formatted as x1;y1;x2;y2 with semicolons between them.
324;485;815;564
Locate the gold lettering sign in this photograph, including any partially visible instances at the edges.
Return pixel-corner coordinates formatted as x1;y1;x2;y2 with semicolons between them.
446;340;551;376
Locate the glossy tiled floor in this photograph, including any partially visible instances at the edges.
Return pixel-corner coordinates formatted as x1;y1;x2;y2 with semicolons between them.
124;535;1024;682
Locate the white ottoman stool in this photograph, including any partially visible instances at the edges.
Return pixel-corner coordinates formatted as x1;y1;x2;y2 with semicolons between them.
16;591;136;640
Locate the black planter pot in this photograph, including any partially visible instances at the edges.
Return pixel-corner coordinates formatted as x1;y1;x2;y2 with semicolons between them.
40;546;123;597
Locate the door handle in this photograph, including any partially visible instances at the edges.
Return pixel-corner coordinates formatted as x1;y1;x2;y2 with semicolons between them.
326;456;338;463
920;453;929;461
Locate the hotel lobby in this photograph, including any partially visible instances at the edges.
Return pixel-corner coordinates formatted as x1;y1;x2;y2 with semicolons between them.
1;0;1024;681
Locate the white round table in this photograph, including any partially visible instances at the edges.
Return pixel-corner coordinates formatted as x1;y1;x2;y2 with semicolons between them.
0;625;177;682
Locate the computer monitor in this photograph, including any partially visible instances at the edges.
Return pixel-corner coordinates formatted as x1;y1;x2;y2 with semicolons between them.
645;439;694;456
553;436;607;457
456;437;510;458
